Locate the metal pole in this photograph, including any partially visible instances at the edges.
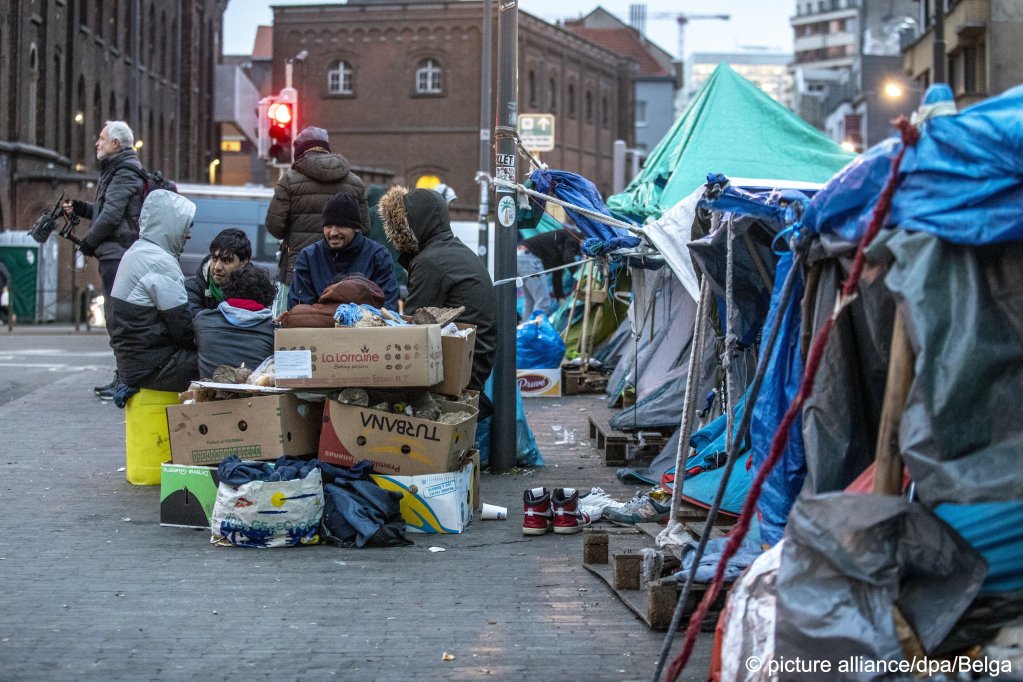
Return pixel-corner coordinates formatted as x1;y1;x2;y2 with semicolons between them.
490;0;518;474
477;0;493;268
932;0;946;84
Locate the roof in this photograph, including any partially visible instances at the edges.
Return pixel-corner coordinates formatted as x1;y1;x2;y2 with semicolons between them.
563;26;672;78
252;25;273;60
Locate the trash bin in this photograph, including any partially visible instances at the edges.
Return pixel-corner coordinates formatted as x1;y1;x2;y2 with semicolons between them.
125;389;179;485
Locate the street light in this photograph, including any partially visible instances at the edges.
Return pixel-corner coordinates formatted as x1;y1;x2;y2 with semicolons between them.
840;140;857;153
883;81;905;99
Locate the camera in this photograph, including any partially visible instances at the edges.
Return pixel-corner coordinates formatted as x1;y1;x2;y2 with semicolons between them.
29;191;82;246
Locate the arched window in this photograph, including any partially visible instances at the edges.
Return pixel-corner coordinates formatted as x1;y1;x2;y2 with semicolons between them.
148;4;156;68
415;58;442;94
110;0;120;49
79;0;89;28
327;60;354;94
548;78;557;113
585;90;593;123
108;92;117;120
527;70;536;107
568;83;576;118
160;11;168;76
76;75;87;166
94;0;104;38
601;95;609;128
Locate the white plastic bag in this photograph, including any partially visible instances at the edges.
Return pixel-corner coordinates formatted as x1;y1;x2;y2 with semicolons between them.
210;469;324;548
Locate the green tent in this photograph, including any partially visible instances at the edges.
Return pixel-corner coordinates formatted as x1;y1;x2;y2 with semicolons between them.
608;63;855;222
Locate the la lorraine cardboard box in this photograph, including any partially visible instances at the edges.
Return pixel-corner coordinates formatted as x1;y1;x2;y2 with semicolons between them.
274;325;443;389
432;323;476;397
318;399;478;476
167;394;323;466
371;452;480;534
160;463;220;528
516;368;563;397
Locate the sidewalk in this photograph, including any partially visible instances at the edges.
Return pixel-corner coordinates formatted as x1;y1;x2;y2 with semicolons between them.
0;360;712;680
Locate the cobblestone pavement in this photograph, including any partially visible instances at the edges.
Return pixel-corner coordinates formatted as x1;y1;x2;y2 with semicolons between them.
0;332;711;681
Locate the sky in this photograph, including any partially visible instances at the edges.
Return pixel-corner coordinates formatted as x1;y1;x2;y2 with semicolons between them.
222;0;796;59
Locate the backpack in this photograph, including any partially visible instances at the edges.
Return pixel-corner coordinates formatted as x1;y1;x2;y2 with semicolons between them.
121;164;178;200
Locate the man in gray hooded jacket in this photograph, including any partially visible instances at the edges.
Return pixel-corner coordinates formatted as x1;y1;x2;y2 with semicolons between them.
107;190;199;392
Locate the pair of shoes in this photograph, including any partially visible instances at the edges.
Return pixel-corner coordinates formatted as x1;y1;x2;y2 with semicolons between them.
522;487;592;535
605;494;671;526
94;371;118;398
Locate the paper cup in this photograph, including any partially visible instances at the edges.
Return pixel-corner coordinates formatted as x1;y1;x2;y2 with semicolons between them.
480;503;507;520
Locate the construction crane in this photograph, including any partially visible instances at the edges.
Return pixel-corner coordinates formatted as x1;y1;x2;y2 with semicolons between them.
629;5;731;61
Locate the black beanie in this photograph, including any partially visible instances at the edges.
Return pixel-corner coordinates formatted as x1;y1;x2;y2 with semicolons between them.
322;193;362;230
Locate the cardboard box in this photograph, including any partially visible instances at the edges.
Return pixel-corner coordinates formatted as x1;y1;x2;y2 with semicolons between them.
516;368;563;397
371;452;480;534
167;394;323;466
431;323;476;397
274;325;443;389
318;399;478;476
160;463;220;528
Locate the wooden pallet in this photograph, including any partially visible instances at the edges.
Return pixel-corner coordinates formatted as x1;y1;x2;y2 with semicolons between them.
587;415;670;466
562;368;609;395
581;525;731;631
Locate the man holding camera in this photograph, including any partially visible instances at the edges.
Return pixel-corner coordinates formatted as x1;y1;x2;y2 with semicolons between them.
63;121;145;399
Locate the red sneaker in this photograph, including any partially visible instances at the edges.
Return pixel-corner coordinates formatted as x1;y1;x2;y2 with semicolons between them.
552;487;592;534
522;487;553;535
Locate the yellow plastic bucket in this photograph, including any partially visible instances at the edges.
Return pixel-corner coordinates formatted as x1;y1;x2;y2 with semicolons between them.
124;388;178;485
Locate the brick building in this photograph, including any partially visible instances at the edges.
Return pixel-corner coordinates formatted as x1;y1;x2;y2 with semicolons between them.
269;0;634;220
0;0;226;318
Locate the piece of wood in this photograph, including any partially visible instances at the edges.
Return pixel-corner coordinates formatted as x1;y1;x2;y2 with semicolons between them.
872;310;915;495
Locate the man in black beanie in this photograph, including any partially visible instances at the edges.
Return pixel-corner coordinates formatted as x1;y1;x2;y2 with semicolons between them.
265;125;370;311
287;192;399;310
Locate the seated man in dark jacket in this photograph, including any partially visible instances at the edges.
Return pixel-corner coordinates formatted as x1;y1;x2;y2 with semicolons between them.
108;190;198;392
184;228;252;319
379;186;496;398
287;192;399;310
193;265;276;379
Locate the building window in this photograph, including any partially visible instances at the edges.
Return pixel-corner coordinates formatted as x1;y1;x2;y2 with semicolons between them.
635;100;647;127
415;58;442;94
80;0;89;28
548;78;557;113
567;83;576;118
528;70;536;107
601;95;609;128
962;45;977;93
328;60;354;94
585;91;593;123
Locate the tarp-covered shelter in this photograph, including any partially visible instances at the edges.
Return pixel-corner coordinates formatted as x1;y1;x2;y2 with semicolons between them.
607;63;853;222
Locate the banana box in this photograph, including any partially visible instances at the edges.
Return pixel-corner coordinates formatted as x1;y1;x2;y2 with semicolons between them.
370;452;480;534
318;398;478;476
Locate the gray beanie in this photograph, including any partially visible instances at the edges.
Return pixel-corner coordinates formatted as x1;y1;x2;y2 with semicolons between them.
294;126;330;158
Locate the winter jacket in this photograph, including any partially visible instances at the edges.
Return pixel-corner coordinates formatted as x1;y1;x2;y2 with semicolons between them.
287;233;399;311
183;256;221;319
380;187;496;392
108;190;198;390
265;150;370;285
279;276;385;328
193;300;275;379
71;148;145;261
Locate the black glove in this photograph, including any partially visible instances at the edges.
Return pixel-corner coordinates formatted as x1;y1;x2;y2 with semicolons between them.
78;239;97;257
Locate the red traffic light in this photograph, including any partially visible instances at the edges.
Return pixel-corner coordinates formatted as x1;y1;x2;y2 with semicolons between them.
268;102;292;126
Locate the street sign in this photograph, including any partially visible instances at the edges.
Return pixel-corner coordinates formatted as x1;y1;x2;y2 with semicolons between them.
517;113;555;152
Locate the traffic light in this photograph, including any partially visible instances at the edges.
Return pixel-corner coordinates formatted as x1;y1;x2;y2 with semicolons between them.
267;100;294;164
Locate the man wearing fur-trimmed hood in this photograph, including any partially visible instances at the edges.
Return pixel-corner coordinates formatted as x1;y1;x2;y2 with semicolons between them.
380;186;496;402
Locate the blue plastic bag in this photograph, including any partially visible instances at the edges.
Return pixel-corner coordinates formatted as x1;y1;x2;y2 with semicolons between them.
476;375;544;469
516;310;566;369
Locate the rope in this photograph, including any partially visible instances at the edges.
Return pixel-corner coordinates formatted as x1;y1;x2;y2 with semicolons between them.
492;257;595;287
493;126;546;173
664;117;919;681
492;178;643;235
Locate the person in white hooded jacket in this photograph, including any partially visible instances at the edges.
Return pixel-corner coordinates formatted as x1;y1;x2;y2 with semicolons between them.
107;190;199;392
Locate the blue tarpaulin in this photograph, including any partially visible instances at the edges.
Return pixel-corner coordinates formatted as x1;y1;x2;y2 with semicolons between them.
804;84;1023;246
935;501;1023;593
529;169;641;254
749;252;807;546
